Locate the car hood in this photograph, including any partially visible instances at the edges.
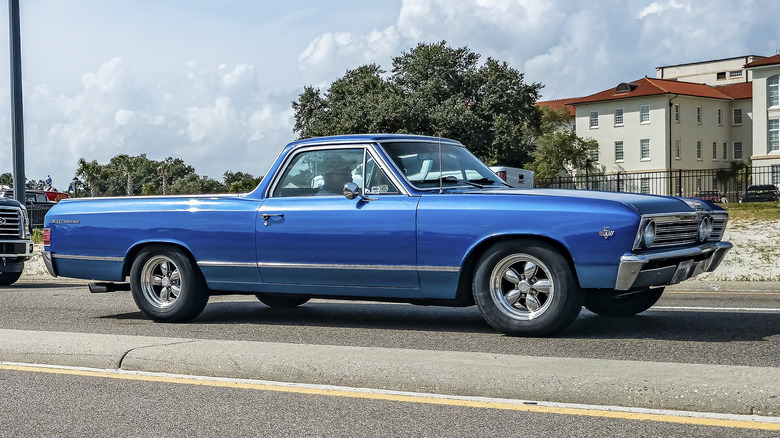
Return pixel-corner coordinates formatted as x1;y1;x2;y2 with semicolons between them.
466;188;720;215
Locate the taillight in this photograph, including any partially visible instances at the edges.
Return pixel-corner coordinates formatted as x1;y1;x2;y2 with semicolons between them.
43;228;51;246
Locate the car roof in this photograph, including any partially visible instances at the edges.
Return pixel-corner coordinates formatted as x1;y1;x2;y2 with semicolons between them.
282;134;464;152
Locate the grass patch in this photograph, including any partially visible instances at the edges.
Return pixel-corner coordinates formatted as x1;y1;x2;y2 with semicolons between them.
31;228;44;244
723;202;780;221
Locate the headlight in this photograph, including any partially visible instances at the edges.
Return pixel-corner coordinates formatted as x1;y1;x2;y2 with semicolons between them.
642;220;656;247
698;216;713;242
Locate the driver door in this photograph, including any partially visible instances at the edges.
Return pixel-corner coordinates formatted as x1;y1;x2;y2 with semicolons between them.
256;146;419;289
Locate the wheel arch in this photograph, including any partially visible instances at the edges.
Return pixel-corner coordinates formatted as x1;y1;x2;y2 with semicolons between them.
454;234;579;304
121;240;201;279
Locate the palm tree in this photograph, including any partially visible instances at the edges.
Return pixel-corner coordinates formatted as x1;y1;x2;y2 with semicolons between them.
76;158;104;197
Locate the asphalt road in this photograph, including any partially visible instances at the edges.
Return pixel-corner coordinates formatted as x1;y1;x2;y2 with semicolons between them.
2;279;778;367
1;278;779;435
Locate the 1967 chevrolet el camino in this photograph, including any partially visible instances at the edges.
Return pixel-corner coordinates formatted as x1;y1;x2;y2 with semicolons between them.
43;134;732;336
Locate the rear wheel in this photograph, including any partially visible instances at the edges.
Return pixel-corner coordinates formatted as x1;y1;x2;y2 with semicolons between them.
256;294;310;308
472;240;584;336
0;271;22;286
584;287;664;317
130;245;208;322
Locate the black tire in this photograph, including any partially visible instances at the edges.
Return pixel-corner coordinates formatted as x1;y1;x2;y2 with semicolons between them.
584;287;664;317
0;271;23;286
130;245;208;322
256;294;310;308
472;239;584;337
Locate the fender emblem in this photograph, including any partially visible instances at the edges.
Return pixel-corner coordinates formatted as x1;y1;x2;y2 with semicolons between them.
598;226;615;240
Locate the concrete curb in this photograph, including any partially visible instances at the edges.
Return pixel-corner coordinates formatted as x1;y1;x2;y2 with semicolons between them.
1;328;777;416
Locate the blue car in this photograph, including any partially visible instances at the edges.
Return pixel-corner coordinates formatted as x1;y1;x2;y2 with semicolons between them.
43;134;732;336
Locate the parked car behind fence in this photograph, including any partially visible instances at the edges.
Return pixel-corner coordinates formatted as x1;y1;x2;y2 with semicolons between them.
740;185;780;203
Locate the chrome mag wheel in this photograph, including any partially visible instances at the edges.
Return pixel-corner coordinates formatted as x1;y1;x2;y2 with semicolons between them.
140;255;184;309
489;254;554;320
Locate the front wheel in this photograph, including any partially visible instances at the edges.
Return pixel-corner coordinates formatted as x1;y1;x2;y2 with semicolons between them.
473;240;584;337
0;270;23;286
584;287;664;317
130;245;208;322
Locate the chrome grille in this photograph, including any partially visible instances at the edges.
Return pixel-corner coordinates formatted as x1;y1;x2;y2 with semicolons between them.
652;216;699;247
0;207;21;238
710;214;728;241
645;213;728;248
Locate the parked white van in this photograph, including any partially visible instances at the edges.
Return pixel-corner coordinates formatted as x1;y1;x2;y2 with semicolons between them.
490;166;534;188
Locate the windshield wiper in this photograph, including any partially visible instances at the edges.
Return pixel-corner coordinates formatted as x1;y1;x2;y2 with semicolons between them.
468;177;496;186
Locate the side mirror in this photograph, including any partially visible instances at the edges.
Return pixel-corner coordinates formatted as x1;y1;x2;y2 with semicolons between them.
343;182;377;202
343;182;360;200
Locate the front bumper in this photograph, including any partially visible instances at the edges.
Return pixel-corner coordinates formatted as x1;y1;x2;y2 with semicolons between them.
615;241;732;291
0;240;34;259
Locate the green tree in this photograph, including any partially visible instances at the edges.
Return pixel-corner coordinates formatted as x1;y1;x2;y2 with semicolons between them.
0;173;12;187
528;106;596;180
76;159;106;197
169;174;223;195
223;171;261;193
292;41;543;167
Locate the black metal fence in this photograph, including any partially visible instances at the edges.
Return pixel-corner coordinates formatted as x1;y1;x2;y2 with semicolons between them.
26;202;53;229
536;166;780;203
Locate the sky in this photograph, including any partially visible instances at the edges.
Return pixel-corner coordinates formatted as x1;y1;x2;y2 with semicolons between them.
0;0;779;191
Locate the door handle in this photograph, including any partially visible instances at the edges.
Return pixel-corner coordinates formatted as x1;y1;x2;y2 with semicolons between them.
261;213;284;220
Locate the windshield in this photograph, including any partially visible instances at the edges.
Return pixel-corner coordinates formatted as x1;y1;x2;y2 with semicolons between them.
380;141;506;190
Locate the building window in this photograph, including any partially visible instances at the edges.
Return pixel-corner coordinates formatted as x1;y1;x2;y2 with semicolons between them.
614;108;623;126
729;70;743;79
770;119;780;152
717;108;722;126
734;142;743;160
717;72;726;80
674;104;680;122
674;139;681;159
712;142;718;160
640;139;650;160
723;142;728;160
733;108;742;125
696;106;702;124
769;75;779;108
640;105;650;123
589;111;598;128
614;141;624;162
696;140;702;160
589;146;599;162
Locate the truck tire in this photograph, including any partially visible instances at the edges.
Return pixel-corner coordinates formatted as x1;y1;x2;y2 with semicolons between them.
130;245;208;322
584;287;665;317
473;239;584;336
0;271;23;286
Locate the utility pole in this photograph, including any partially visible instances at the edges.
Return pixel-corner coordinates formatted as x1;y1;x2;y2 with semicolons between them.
9;0;25;203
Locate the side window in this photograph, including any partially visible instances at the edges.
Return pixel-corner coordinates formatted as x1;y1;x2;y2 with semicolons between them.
364;155;400;195
272;148;364;197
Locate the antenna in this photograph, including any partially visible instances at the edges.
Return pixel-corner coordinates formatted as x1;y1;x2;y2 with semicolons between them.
438;136;443;194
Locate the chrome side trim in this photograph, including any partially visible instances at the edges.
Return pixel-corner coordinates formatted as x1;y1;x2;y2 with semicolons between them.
52;254;124;262
256;262;459;273
198;261;258;268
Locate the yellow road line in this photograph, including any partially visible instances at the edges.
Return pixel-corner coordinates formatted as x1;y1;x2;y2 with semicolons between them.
1;362;778;431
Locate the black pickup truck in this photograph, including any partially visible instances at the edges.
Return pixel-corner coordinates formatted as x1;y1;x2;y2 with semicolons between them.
0;197;34;285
